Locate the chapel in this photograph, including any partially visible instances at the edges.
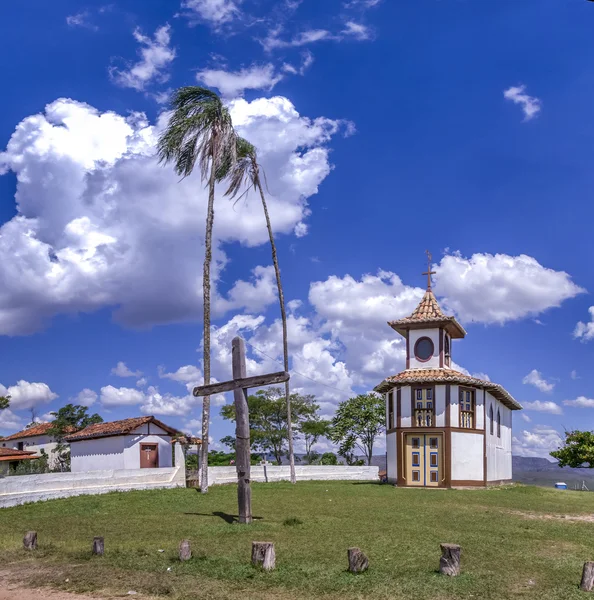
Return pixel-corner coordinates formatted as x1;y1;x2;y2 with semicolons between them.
374;258;522;488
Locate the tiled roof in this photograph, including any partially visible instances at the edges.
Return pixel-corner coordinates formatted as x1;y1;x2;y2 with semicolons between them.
2;422;54;441
65;416;180;442
388;289;466;339
374;368;522;411
0;447;37;461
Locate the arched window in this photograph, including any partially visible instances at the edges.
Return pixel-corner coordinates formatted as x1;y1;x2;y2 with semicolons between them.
489;405;494;435
444;335;451;367
497;409;501;438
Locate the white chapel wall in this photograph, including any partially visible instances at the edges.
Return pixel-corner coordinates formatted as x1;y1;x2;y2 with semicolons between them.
449;384;459;427
451;431;483;481
408;328;441;369
400;386;412;427
386;431;397;484
2;435;60;469
122;429;173;470
485;392;512;482
435;385;446;426
71;436;127;472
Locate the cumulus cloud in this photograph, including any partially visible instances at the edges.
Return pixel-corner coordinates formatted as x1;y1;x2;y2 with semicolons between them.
181;0;242;28
109;25;175;91
0;381;58;410
512;425;562;458
197;63;283;98
0;95;344;334
520;413;532;423
503;85;542;121
522;369;555;393
563;396;594;408
573;307;594;342
111;362;143;378
100;385;145;408
0;409;24;432
72;388;98;407
435;252;584;325
521;400;562;415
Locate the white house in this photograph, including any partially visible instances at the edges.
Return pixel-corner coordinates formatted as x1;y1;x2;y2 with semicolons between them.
1;423;60;469
65;416;181;473
375;274;522;488
0;447;38;475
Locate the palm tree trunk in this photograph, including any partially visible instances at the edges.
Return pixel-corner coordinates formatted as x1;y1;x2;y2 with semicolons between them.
200;138;218;494
254;169;296;484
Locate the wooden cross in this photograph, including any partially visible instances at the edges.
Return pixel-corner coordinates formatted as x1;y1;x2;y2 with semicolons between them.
422;249;436;290
192;336;290;524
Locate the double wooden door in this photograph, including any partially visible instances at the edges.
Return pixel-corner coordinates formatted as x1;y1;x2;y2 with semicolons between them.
405;434;442;487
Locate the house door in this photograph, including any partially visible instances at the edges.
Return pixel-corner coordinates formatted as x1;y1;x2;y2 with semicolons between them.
140;443;159;468
405;434;442;487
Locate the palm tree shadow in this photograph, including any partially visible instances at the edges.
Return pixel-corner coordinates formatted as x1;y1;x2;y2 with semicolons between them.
183;511;263;524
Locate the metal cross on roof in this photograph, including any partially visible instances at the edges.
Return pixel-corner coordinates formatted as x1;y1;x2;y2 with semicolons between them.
422;250;436;290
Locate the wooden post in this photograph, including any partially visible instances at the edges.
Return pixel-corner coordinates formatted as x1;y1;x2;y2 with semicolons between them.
92;537;104;556
347;547;369;573
179;540;192;561
23;531;37;551
252;542;275;571
233;337;252;525
580;562;594;591
439;543;461;576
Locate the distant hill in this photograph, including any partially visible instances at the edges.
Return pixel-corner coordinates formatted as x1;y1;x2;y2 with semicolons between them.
513;456;594;489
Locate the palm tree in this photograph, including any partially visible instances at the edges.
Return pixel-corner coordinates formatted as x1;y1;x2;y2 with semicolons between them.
221;136;297;484
157;87;236;494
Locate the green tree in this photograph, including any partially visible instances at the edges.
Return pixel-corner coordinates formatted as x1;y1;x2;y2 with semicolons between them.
221;387;318;464
46;404;103;471
550;430;594;467
157;86;236;494
320;452;338;465
220;137;296;482
331;394;385;466
300;418;331;464
0;395;9;410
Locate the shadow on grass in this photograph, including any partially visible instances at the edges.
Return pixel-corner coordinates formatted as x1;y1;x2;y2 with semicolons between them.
351;481;384;486
183;511;264;524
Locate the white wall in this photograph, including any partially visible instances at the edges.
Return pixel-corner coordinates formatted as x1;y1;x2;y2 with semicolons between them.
70;425;173;473
435;385;446;426
386;431;397;484
451;431;483;481
1;435;60;469
485;392;512;482
400;386;412;427
449;384;459;427
409;328;441;369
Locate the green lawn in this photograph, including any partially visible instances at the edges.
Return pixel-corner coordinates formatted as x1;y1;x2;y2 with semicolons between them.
1;482;594;599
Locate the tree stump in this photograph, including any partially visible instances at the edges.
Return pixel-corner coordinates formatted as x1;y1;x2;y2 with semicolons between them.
439;543;461;576
23;531;37;551
252;542;275;571
92;537;104;556
580;562;594;591
179;540;192;561
347;547;369;573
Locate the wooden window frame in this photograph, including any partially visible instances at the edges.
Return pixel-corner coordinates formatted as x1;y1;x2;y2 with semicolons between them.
412;386;436;427
388;391;394;430
459;387;475;429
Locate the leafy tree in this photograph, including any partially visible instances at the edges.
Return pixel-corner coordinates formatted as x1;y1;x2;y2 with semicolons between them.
550;430;594;467
221;387;318;464
0;395;9;410
331;394;385;466
320;452;338;466
300;418;331;464
157;87;236;494
221;137;296;482
46;404;103;471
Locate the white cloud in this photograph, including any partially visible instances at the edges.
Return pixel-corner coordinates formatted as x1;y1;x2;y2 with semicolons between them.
72;388;98;407
503;85;542;121
159;364;202;384
512;425;562;458
262;28;335;52
136;377;148;388
100;385;145;408
520;413;532;423
522;369;555;393
435;252;584;325
109;25;175;91
0;409;24;432
217;266;278;314
341;21;371;40
344;0;382;7
66;12;97;30
0;381;58;410
182;0;242;28
573;307;594;342
0;95;344;334
139;386;197;416
197;64;283;98
570;370;580;380
521;400;562;415
282;51;314;76
563;396;594;408
111;361;143;378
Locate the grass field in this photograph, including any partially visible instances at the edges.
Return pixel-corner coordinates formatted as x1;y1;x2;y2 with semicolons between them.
1;482;594;599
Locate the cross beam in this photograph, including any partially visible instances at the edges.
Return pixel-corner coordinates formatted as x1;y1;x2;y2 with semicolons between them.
192;371;290;397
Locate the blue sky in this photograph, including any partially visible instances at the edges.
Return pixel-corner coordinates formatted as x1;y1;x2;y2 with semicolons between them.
0;0;593;457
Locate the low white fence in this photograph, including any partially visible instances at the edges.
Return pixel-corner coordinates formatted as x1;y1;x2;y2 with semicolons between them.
0;466;186;509
207;465;379;486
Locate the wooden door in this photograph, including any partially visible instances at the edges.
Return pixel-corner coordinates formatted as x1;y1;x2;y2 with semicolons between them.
405;434;442;487
140;443;159;468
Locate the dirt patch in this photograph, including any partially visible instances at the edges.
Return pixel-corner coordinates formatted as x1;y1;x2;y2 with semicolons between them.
0;581;113;600
509;509;594;523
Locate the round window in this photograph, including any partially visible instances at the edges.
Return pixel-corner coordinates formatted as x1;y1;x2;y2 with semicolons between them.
414;337;434;362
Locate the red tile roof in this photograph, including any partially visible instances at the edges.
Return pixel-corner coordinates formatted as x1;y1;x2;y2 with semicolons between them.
2;422;54;441
389;289;466;339
0;447;37;461
64;416;180;442
374;368;521;410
